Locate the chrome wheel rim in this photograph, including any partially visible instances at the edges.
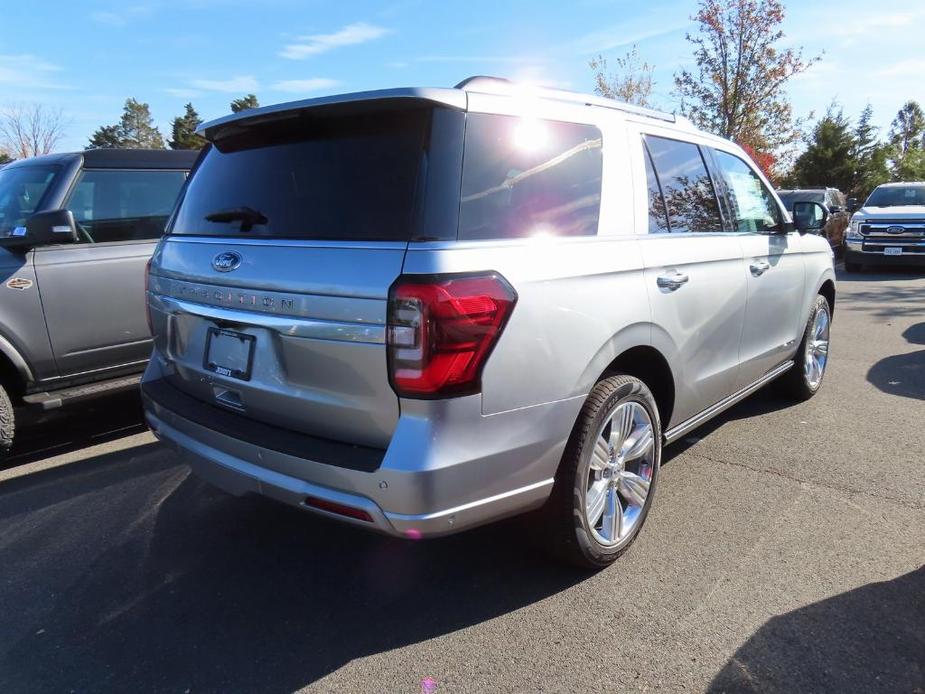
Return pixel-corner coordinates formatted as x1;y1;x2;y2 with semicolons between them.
584;401;656;548
804;305;830;389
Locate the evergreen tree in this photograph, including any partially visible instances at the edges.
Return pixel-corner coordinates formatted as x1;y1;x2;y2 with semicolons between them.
788;106;855;192
169;103;206;150
230;94;259;113
87;124;124;149
88;98;165;149
0;151;12;165
850;105;890;198
889;101;925;181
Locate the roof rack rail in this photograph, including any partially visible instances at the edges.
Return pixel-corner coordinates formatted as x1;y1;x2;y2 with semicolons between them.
455;75;680;124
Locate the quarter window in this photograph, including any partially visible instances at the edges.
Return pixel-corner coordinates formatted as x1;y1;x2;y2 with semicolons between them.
459;114;603;240
66;169;187;243
643;144;669;233
644;136;723;233
712;150;782;233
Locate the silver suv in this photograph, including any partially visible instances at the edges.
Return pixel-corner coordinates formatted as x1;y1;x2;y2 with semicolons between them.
142;77;836;567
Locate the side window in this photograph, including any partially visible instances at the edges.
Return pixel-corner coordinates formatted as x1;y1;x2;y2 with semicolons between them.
458;114;603;240
644;135;723;233
712;150;782;233
66;169;187;243
643;142;669;233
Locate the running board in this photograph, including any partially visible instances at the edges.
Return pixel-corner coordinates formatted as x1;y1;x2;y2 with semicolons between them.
663;361;794;444
22;374;142;411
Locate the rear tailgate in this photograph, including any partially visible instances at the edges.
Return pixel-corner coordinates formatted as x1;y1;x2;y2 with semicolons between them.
148;239;404;448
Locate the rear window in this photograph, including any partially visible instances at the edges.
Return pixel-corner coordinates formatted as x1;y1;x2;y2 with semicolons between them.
459;114;603;240
171;108;435;241
777;191;824;209
0;165;60;237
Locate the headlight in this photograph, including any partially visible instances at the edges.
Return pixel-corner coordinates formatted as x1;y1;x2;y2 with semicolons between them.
846;220;862;240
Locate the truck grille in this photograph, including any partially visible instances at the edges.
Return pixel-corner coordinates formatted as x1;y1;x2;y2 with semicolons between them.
859;220;925;254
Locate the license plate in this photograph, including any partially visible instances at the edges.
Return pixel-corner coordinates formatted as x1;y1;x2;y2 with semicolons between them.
204;328;255;380
884;247;903;256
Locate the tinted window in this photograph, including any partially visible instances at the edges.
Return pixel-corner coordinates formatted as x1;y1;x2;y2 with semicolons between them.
713;150;782;233
644;144;669;233
645;136;722;233
865;185;925;207
67;170;187;243
458;114;602;239
0;165;60;237
776;191;824;210
171;108;434;240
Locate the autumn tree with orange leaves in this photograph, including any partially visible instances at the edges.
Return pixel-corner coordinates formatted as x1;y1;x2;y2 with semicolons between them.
674;0;818;181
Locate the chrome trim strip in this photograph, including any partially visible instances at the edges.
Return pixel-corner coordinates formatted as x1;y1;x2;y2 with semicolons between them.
664;361;794;444
163;236;409;250
384;478;555;522
155;295;386;344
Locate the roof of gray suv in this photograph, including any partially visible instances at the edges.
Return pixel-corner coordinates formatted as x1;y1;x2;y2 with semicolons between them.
4;149;199;170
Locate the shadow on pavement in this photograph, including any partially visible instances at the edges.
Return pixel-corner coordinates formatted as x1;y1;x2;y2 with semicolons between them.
0;441;586;693
709;567;925;693
836;265;925;283
867;322;925;401
6;390;148;469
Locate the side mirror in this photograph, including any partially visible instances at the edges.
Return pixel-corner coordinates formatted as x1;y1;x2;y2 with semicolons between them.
828;204;843;214
0;209;79;250
792;201;828;235
846;197;859;213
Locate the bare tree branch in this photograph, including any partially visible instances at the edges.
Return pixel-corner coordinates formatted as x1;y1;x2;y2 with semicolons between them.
0;103;69;159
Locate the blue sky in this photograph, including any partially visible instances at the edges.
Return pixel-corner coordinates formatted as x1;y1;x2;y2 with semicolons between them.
2;0;924;152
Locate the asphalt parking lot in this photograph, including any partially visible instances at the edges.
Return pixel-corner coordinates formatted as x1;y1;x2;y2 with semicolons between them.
1;266;922;694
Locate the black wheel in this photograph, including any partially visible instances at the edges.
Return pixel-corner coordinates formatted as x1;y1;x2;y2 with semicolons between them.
0;384;14;457
779;295;831;401
844;261;861;273
545;375;661;569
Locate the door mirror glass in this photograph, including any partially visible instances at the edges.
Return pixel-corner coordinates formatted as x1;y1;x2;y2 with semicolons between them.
846;197;859;213
0;209;80;249
792;201;828;234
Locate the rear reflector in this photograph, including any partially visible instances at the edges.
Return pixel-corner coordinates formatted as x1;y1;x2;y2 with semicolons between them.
303;496;374;523
144;257;154;334
387;273;517;398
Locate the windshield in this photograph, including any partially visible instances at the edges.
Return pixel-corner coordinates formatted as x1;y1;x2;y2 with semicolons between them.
776;191;824;209
865;185;925;207
0;165;60;237
170;107;436;241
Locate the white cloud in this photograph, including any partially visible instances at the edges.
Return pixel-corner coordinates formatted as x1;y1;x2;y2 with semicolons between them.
270;78;340;93
417;55;548;64
164;87;201;98
0;54;65;90
877;59;925;78
189;75;259;92
280;22;390;60
91;5;154;26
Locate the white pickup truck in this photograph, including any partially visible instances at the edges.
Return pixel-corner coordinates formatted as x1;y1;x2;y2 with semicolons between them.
844;182;925;272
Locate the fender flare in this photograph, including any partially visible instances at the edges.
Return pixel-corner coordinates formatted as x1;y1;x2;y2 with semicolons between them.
0;331;34;386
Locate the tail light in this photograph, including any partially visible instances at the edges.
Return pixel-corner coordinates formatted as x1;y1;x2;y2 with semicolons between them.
144;257;154;334
387;273;517;398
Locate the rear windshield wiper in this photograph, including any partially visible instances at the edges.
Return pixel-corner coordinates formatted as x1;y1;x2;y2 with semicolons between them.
204;206;268;232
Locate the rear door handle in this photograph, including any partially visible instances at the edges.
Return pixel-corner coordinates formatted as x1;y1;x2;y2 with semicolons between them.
656;272;689;291
750;260;771;276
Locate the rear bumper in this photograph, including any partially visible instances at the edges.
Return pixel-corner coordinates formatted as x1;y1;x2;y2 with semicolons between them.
143;361;582;538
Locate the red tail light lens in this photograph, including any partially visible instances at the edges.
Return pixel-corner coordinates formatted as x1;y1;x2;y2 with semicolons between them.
387;273;517;398
144;257;154;334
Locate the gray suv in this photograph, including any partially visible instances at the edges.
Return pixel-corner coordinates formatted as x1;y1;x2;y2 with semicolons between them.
142;78;836;567
0;149;196;453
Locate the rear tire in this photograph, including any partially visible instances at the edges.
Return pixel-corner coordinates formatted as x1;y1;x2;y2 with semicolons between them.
544;375;661;569
0;384;14;457
844;261;861;273
779;295;831;401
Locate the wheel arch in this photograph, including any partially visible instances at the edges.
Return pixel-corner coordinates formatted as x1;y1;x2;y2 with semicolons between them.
818;278;836;317
0;332;32;399
599;346;676;429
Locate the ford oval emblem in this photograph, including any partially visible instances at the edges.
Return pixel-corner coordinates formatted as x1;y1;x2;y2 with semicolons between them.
886;225;905;234
212;251;242;272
